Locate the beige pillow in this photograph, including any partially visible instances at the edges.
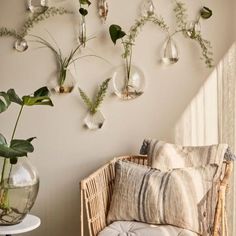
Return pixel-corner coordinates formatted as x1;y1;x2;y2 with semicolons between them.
141;139;228;174
107;160;219;235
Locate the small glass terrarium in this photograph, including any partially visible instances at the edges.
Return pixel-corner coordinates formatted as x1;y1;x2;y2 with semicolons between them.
112;64;145;100
47;69;76;94
0;158;39;225
14;39;28;52
161;36;179;65
27;0;49;13
84;110;105;130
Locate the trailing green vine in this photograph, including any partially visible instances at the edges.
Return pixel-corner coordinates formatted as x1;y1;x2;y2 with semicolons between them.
172;0;213;68
0;7;70;42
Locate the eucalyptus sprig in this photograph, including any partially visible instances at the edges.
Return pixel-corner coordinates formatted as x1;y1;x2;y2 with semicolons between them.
79;78;110;114
0;7;70;42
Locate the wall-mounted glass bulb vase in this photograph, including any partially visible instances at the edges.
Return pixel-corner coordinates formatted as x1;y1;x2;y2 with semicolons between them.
141;0;155;17
98;0;109;23
84;110;105;130
27;0;49;13
161;36;179;65
112;64;145;100
47;68;76;94
14;39;28;52
186;21;201;39
79;16;86;46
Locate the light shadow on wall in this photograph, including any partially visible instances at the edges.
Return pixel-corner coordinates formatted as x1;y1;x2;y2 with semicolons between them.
174;42;236;146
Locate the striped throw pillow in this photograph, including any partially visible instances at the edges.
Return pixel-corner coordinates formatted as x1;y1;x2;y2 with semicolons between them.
107;160;219;235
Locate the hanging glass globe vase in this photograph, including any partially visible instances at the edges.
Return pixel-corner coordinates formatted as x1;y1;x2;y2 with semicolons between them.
47;68;76;94
141;0;155;17
112;64;145;100
14;38;28;52
186;21;201;39
27;0;48;13
79;16;86;47
161;36;179;65
84;110;105;130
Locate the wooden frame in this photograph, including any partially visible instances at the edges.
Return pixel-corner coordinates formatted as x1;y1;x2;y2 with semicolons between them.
80;155;233;236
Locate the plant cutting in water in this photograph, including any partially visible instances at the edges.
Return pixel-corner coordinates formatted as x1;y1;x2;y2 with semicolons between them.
109;13;168;100
78;78;110;129
0;87;53;224
78;0;91;46
0;7;70;52
33;34;101;94
172;0;213;68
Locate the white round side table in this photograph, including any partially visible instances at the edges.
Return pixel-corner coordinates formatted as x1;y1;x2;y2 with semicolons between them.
0;215;41;236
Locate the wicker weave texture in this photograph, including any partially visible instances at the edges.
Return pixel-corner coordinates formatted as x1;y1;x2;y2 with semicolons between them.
80;155;232;236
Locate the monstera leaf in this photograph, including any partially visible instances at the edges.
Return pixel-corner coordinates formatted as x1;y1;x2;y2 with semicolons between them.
22;87;53;106
0;137;36;164
0;92;11;113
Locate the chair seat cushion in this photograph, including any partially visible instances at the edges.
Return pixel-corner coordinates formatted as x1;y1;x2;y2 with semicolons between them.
98;221;198;236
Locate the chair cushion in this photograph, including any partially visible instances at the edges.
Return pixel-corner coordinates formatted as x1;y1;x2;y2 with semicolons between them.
107;160;218;235
98;221;198;236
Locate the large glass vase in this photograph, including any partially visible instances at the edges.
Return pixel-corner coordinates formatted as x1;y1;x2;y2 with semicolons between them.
0;157;39;225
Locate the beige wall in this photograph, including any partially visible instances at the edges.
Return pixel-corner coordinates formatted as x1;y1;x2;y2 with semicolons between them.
0;0;235;235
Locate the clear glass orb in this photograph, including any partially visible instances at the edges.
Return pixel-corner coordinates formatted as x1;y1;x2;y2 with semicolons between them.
0;157;39;225
28;0;48;13
161;36;179;65
112;64;145;100
186;21;201;39
14;39;28;52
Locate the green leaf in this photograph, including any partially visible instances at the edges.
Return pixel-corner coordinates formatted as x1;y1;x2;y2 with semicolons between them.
79;0;91;5
78;88;93;110
200;7;212;19
92;78;110;113
0;92;11;113
22;95;53;106
0;134;7;145
0;144;27;158
27;137;36;143
0;139;35;159
109;24;126;44
33;86;50;97
10;139;34;153
79;8;88;16
7;89;23;105
10;157;17;165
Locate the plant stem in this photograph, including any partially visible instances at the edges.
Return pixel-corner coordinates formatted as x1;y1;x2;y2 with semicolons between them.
11;105;24;141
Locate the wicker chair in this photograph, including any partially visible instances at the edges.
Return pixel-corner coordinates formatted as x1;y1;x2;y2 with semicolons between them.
80;155;233;236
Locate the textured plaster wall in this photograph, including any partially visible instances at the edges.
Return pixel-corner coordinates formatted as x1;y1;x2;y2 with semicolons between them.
0;0;235;235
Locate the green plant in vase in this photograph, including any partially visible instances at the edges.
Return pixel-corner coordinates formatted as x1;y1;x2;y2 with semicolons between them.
0;86;53;225
33;35;90;94
78;0;91;47
109;14;168;100
78;78;110;130
172;0;213;68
